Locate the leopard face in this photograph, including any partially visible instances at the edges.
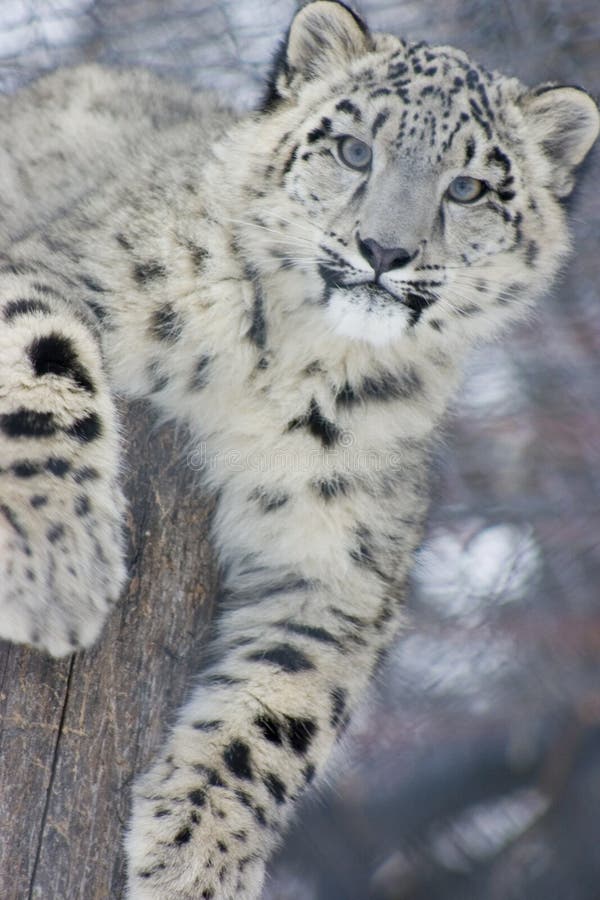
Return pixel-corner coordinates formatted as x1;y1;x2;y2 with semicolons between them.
237;2;598;348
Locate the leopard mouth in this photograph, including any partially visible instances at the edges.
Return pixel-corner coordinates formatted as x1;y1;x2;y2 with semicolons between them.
342;280;437;324
365;284;438;324
361;282;396;302
318;265;437;325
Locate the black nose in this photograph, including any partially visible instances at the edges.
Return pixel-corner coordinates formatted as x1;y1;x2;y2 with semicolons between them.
357;236;415;279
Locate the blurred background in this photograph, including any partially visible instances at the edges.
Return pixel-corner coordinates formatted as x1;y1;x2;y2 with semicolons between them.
0;2;599;898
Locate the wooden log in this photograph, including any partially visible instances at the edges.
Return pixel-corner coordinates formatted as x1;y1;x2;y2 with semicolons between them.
0;403;218;898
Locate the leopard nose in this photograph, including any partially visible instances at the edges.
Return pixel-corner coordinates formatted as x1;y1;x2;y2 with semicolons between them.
357;236;416;279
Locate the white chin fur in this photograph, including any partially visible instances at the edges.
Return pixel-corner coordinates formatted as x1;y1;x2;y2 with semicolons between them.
325;288;410;346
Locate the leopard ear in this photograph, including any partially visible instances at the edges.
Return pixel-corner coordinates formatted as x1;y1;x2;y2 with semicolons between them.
262;1;372;110
520;85;599;197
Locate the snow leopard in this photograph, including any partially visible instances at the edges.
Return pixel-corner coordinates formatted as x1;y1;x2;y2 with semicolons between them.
0;1;597;897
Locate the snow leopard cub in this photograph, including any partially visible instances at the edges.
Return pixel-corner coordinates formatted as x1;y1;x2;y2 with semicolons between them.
0;0;597;897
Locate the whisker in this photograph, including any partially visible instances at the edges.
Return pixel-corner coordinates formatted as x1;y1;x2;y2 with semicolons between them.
252;256;323;271
451;274;529;291
273;260;323;267
437;263;500;273
226;218;316;247
228;211;318;241
262;238;318;250
275;257;322;263
257;210;319;236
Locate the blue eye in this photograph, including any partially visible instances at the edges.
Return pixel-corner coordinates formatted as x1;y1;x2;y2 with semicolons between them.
447;175;487;203
337;136;372;170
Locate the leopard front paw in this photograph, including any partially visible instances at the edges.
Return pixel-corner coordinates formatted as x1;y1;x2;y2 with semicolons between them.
127;754;267;900
0;484;126;657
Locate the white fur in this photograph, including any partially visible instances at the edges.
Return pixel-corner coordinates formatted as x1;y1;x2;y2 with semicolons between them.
325;286;413;345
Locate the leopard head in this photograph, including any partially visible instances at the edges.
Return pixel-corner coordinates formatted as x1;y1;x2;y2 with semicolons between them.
236;1;599;348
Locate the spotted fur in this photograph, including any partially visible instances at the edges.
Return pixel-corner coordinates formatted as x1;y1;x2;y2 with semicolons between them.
0;2;597;898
